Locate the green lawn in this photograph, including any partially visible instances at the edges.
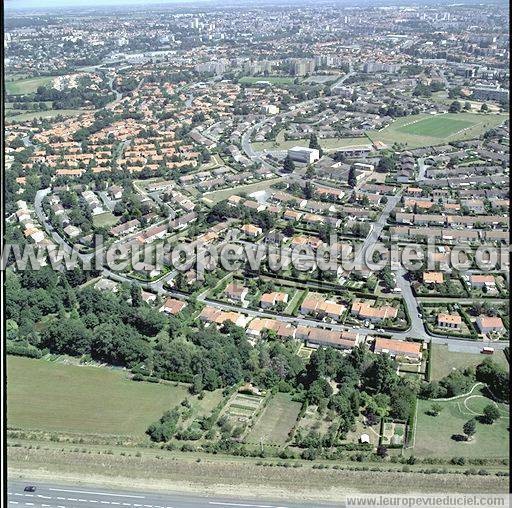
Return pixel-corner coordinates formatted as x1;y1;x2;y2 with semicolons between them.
246;393;301;445
368;112;507;149
414;391;509;458
5;109;86;124
93;211;119;228
239;76;296;85
7;356;190;436
202;177;282;204
430;344;508;381
396;116;473;138
5;76;56;95
253;134;370;152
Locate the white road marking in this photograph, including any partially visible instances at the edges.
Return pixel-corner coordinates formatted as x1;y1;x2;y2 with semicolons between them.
208;503;283;508
111;503;121;506
68;499;78;502
9;502;18;505
38;496;52;499
42;504;51;507
25;504;34;506
50;489;145;499
57;498;66;501
79;500;88;502
100;502;110;505
14;494;23;497
89;501;98;504
122;504;131;506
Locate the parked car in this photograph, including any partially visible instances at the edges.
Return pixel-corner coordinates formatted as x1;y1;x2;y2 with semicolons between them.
24;486;36;492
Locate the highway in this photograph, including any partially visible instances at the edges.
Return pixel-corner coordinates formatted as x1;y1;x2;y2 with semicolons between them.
7;480;343;508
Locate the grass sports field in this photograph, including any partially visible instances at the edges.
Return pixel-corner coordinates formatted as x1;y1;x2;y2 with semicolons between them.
396;116;472;137
7;356;191;436
430;344;508;381
5;75;56;95
246;393;301;444
413;386;509;458
368;112;507;149
239;76;296;85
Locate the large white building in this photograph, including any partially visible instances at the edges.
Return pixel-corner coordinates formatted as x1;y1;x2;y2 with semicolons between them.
288;146;320;164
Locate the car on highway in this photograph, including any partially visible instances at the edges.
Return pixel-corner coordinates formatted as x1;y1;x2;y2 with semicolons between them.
24;486;36;492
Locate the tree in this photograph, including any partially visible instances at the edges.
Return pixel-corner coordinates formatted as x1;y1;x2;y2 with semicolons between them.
376;445;388;458
283;155;295;173
130;283;142;307
449;101;462;113
480;103;489;113
348;165;357;188
463;418;476;441
481;404;500;424
429;402;443;416
464;102;472;111
309;133;323;157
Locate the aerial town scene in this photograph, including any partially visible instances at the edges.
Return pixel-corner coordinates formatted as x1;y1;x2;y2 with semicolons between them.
3;0;510;506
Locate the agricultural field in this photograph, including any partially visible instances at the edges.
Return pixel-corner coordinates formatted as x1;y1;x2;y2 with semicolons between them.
246;393;302;445
430;344;509;381
7;356;191;436
368;112;507;149
5;75;56;95
413;388;509;458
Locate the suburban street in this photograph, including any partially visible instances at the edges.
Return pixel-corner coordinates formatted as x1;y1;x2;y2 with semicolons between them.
7;480;343;508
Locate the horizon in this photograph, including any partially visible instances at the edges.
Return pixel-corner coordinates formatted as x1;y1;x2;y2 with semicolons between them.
5;0;509;13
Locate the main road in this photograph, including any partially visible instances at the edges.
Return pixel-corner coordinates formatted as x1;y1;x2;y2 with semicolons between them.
7;480;342;508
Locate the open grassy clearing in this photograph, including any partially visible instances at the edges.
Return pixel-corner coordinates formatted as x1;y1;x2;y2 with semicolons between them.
413;390;509;459
9;445;509;499
368;112;507;149
202;177;282;204
7;356;191;436
239;76;296;85
246;393;301;444
92;211;119;228
396;116;473;137
5;75;56;95
430;344;508;381
5;109;87;124
253;135;370;152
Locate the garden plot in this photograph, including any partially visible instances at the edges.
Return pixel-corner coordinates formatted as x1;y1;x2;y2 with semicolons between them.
381;420;406;446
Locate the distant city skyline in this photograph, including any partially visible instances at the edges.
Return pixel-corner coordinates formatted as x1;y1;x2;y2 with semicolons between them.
7;0;506;13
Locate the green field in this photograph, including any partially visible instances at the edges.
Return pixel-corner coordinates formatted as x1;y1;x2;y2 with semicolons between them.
7;356;191;436
5;109;86;124
413;389;509;458
93;211;119;228
430;344;508;381
239;76;296;85
5;75;56;95
396;116;472;138
253;129;370;152
246;393;301;444
202;177;282;204
368;112;507;149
